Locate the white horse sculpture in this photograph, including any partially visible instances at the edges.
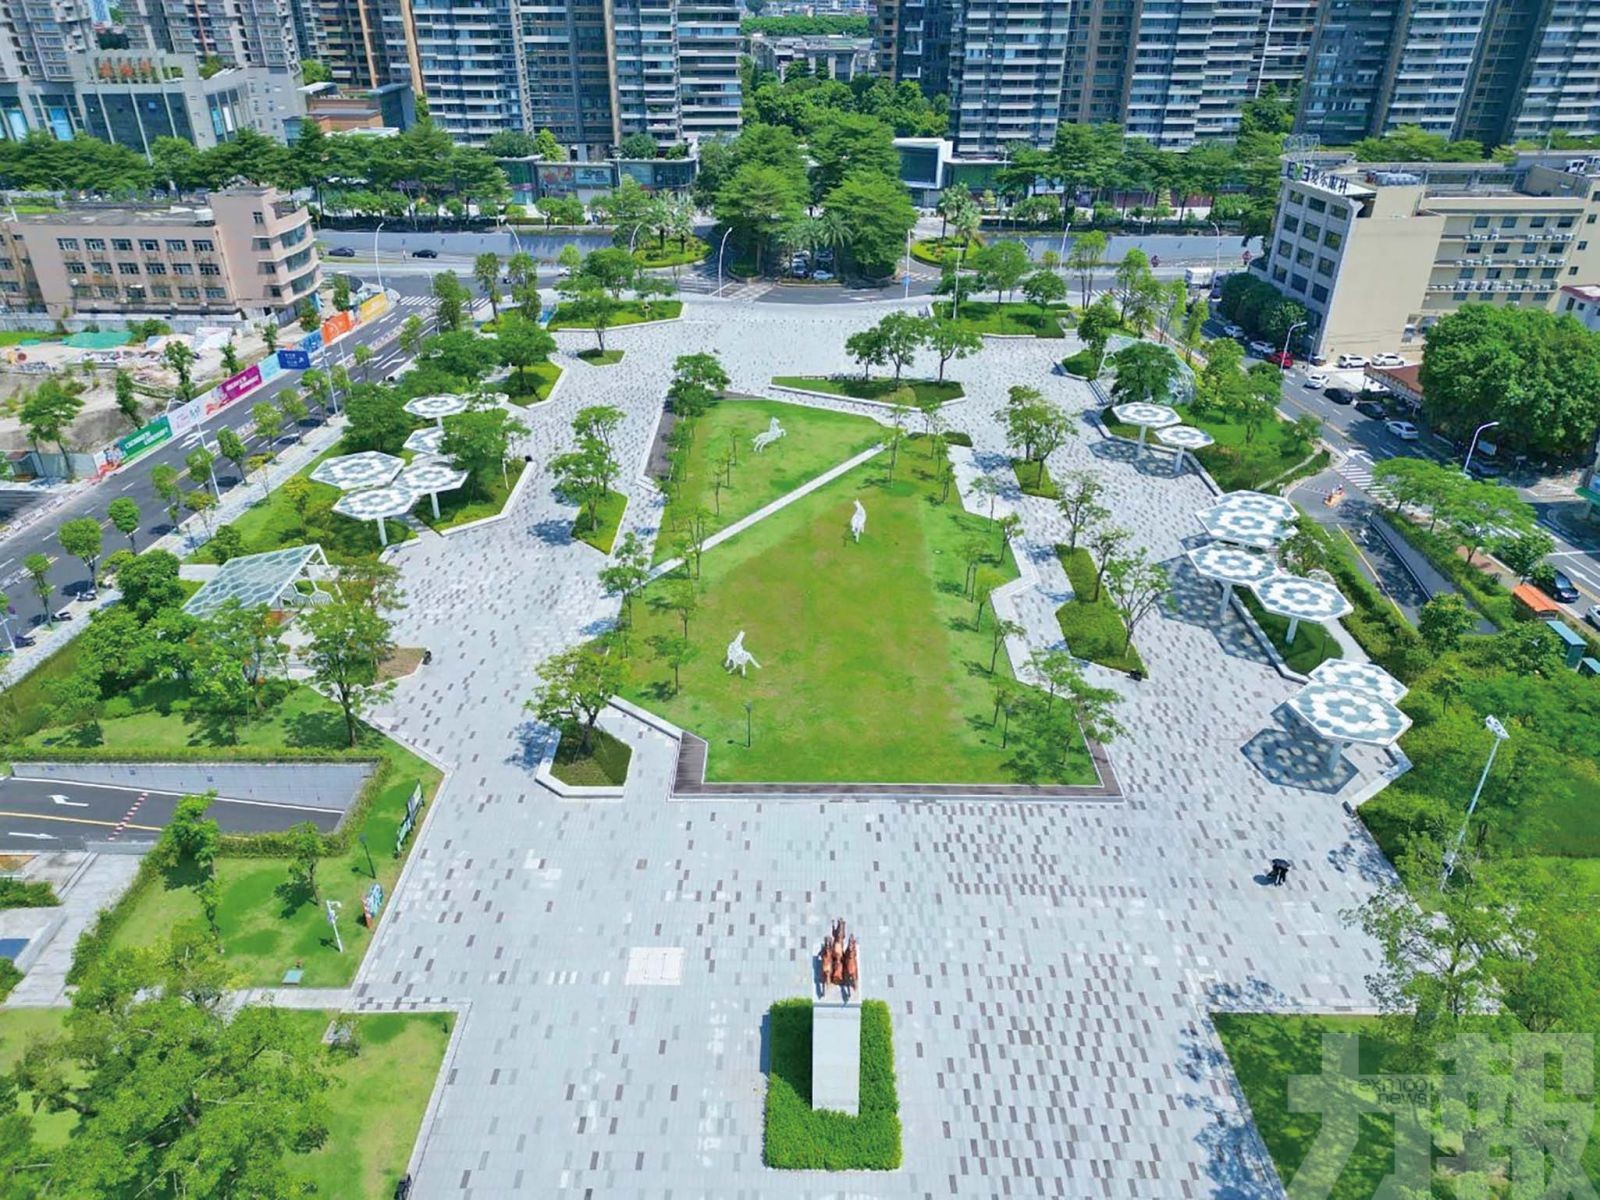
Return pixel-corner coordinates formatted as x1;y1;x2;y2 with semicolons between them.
849;499;866;543
752;417;786;453
724;630;762;676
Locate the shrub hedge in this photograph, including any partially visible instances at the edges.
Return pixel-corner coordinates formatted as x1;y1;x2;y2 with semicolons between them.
1305;521;1431;681
0;878;61;908
763;998;902;1170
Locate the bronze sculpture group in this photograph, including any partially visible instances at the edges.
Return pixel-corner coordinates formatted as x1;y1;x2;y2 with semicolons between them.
818;917;860;1000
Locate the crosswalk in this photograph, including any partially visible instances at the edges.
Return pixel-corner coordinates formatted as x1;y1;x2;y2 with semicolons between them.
1336;449;1388;502
673;274;770;301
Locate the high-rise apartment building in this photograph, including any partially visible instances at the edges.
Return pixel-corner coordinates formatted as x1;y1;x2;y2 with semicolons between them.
875;0;954;99
393;0;739;151
291;0;409;89
1505;0;1600;145
947;0;1073;156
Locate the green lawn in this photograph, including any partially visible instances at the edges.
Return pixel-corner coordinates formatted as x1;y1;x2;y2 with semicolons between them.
1215;1011;1600;1198
0;1007;449;1197
0;330;63;346
931;299;1069;338
619;447;1095;784
418;459;526;532
764;999;902;1170
910;235;981;265
1102;404;1312;493
655;397;883;563
1054;546;1145;675
1061;347;1101;377
202;444;410;565
498;361;563;405
1239;589;1343;674
577;348;625;366
771;375;965;405
575;489;627;554
635;242;707;268
550;725;632;786
1012;457;1058;498
549;300;682;330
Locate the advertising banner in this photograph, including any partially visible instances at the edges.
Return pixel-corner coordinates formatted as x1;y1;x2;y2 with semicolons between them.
358;292;389;322
277;348;312;371
320;310;354;345
298;330;323;356
219;363;261;403
257;354;283;385
117;415;172;463
165;399;202;440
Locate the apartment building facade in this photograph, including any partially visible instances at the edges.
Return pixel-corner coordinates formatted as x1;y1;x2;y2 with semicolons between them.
1258;157;1600;359
0;187;320;321
946;0;1073;156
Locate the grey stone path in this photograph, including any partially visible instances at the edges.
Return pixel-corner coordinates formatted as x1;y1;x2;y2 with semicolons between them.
3;853;143;1008
355;298;1397;1198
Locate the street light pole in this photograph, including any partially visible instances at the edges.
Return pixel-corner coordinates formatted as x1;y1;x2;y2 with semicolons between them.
1057;221;1071;277
904;228;912;300
373;221;386;295
1209;220;1222;276
1441;715;1509;890
1464;420;1500;473
1280;319;1307;364
953;242;966;320
716;226;733;299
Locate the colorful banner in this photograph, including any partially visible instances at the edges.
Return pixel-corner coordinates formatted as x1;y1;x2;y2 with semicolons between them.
165;399;201;440
298;330;323;356
358;292;389;322
258;354;283;386
218;363;262;403
116;415;172;463
320;310;354;345
277;348;311;371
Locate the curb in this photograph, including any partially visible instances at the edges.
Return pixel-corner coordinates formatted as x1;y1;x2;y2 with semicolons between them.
768;383;969;412
433;458;538;538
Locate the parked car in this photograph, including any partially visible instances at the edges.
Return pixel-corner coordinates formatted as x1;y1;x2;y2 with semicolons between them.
1247;339;1274;356
1372;353;1406;366
411;248;438;259
1584;604;1600;631
1385;419;1420;440
1466;458;1503;479
1304;372;1329;389
1355;399;1387;419
1336;353;1369;368
1267;351;1294;369
811;270;834;282
327;246;356;258
1544;568;1581;603
1222;323;1245;339
1324;386;1355;404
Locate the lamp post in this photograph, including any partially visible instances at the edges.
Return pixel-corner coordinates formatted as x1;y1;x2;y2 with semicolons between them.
359;832;375;879
903;227;912;300
1464;420;1500;474
1208;219;1223;276
715;226;734;298
953;242;967;320
1280;320;1306;365
326;898;345;952
373;221;386;295
744;700;753;748
1440;715;1509;889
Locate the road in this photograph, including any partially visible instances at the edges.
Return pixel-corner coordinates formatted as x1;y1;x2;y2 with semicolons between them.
0;775;345;851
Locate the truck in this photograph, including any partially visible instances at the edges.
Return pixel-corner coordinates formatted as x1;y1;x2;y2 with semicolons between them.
1184;266;1214;288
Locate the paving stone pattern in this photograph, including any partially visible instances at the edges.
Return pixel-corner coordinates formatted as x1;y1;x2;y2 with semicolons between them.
357;299;1399;1198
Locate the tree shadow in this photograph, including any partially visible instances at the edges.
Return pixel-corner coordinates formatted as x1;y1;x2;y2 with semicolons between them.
529;517;575;546
284;706;350;750
273;877;315;919
44;723;105;749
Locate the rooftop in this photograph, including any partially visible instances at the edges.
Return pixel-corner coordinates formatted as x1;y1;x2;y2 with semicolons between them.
1561;283;1600;303
11;203;220;228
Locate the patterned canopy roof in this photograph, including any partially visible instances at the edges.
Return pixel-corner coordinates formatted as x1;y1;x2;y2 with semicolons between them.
1112;402;1181;428
1309;658;1409;705
403;426;447;456
1154;424;1215;450
1197;503;1292;550
398;456;469;494
402;393;470;421
1187;541;1278;587
1253;573;1353;622
332;483;417;521
183;544;326;620
1213;490;1297;522
309;451;404;492
1289;681;1412;746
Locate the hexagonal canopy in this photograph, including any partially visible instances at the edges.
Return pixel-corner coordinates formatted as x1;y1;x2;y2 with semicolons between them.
398;456;468;495
1253;573;1353;623
1197;503;1292;550
1111;402;1180;429
1187;541;1278;588
403;393;470;422
332;483;417;521
1154;424;1214;451
1288;681;1412;747
1309;658;1409;705
1213;489;1297;522
309;451;404;492
403;426;447;457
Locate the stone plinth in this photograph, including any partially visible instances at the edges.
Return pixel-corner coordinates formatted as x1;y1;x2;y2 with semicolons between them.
811;1000;862;1116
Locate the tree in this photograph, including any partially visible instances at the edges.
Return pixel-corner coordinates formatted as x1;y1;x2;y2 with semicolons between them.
431;271;470;331
844;325;888;379
1417;593;1475;656
210;428;247;489
473;251;502;319
57;517;102;585
1441;478;1535;564
1179;298;1207;363
152;791;219;874
259;319;279;352
558;278;621;352
116;549;184;622
331;273;352;314
599;531;652;628
300;597;396;746
1020;268;1067;315
619;131;658;159
113;370;141;428
526;642;624;753
1496;621;1564;677
184;488;217;535
1066;230;1107;309
972;239;1030;303
550;409;621;534
207;598;284;712
925;317;981;382
286;821;323;901
714;162;807;275
1057;470;1107;554
441;400;528;497
650;633;696;694
1001;384;1071;487
1491;529;1554;581
207;524;245;564
667;351;729;419
1076;295;1120;374
107;497;140;551
399;314;427;357
1087;524;1129;601
186;445;218;498
1103;551;1168;654
23;551;52;619
873;312;926;381
343;386;409;454
1277;514;1328;576
1108;341;1180;406
822;170;917;278
496;310;557;395
352;342;375;382
161;340;197;402
251;399;285;450
807;111;898;202
20;377;85;476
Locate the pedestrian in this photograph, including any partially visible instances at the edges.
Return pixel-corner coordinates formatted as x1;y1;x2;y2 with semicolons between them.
1270;857;1291;886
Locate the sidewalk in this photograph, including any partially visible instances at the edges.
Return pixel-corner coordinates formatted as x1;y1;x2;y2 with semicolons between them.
3;853;143;1008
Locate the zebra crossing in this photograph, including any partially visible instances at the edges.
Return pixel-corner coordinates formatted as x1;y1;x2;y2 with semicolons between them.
1337;448;1389;501
673;273;771;301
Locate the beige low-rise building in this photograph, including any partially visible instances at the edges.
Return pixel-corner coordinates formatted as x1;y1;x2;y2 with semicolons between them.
0;187;320;323
1259;156;1600;361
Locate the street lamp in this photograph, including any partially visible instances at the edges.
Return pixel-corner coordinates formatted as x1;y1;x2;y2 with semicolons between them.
1440;715;1509;890
1280;320;1306;364
953;241;967;320
1209;219;1223;276
1464;420;1500;474
903;227;912;300
1057;221;1071;278
373;221;386;296
715;226;734;298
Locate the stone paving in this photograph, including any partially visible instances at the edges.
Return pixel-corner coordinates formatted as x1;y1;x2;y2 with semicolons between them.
355;297;1398;1198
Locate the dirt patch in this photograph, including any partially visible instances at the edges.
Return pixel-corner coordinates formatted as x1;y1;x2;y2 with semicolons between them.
379;646;425;681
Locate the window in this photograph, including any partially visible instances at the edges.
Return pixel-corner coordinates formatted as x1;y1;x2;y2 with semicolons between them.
66;262;86;275
1306;197;1327;213
1311;284;1329;303
91;260;110;274
1455;292;1469;301
1460;268;1476;280
1531;216;1547;228
1557;216;1575;228
1288;190;1305;206
1580;241;1589;251
198;263;220;276
269;286;283;298
1295;248;1314;267
1572;266;1581;275
1281;215;1299;233
1303;223;1322;242
1502;217;1519;230
1487;268;1503;280
146;262;167;275
1465;244;1482;254
1272;266;1288;283
97;286;117;298
1514;267;1529;279
173;263;194;276
252;211;265;227
1473;215;1490;228
1324;231;1342;250
1524;242;1538;253
165;239;187;252
56;237;78;251
1541;267;1558;279
252;237;272;252
179;287;200;299
1567;296;1577;310
151;285;171;299
117;262;140;276
1290;273;1308;293
1328;206;1347;222
193;239;214;252
259;262;278;275
1493;243;1509;254
138;239;158;252
84;238;105;250
1277;239;1293;257
112;239;132;251
204;287;226;300
1589;214;1597;225
0;258;12;270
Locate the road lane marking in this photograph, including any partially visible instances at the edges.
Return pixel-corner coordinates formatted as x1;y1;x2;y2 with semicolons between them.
48;794;88;807
6;832;54;841
0;810;161;831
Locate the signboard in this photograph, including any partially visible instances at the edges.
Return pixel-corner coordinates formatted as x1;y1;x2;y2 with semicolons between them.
218;363;261;403
117;415;172;463
358;292;389;322
165;398;202;440
298;330;323;356
393;784;425;856
277;347;312;371
320;310;354;345
257;354;283;386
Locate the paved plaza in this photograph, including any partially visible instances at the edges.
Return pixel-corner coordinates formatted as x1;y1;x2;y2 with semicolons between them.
354;297;1398;1198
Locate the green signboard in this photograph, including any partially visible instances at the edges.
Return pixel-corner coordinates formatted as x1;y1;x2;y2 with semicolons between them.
117;415;172;464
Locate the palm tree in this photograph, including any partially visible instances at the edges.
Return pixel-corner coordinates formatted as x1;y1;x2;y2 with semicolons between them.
813;209;850;274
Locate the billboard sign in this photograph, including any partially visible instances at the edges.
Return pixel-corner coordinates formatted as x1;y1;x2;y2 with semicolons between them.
116;415;172;463
320;310;354;345
277;348;312;371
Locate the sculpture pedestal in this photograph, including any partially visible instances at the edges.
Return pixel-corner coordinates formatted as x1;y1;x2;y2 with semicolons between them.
811;999;862;1116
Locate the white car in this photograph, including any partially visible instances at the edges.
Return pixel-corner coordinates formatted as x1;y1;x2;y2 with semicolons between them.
1222;323;1245;338
1385;419;1420;440
1371;352;1407;367
1304;372;1329;389
1336;354;1370;368
1247;339;1274;356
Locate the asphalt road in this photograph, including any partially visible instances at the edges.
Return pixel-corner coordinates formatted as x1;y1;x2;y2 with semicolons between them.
0;775;345;851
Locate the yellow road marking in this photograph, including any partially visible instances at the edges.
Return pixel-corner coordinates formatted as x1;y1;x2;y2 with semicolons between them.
0;810;160;831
